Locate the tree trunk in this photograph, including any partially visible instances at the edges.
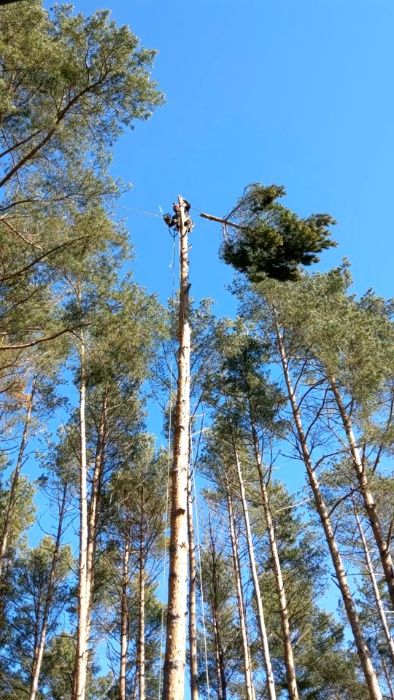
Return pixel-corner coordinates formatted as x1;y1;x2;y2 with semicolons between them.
187;470;199;700
163;197;191;699
250;424;299;700
137;486;146;700
233;444;277;700
119;538;130;700
275;326;383;700
29;484;68;700
355;510;394;665
225;478;255;700
208;522;227;700
85;392;107;647
330;378;394;609
73;334;89;700
0;380;35;578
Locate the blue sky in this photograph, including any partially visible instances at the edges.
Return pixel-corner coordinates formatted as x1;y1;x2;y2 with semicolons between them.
70;0;394;312
32;0;393;681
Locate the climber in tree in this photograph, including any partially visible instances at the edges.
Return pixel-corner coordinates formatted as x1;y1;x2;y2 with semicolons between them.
220;184;337;282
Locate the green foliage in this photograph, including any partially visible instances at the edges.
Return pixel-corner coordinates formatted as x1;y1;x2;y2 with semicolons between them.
221;183;336;282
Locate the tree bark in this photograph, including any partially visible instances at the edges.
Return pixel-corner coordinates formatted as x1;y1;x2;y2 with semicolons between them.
85;392;107;646
275;326;383;700
250;424;299;700
29;484;68;700
73;334;89;700
187;470;199;700
225;477;255;700
208;522;227;700
330;378;394;609
137;486;146;700
0;380;35;578
119;538;130;700
163;197;191;699
355;510;394;666
233;444;277;700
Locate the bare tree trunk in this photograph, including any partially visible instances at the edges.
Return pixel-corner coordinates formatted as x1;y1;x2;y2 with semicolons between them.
250;424;299;700
29;483;68;700
233;444;277;700
275;326;383;700
137;486;146;700
225;478;255;700
208;522;227;700
0;380;35;578
119;538;130;700
187;470;199;700
85;392;107;646
331;378;394;609
163;196;191;699
355;510;394;665
73;334;89;700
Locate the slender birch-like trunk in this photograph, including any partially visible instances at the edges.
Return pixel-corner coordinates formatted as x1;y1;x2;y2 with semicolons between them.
0;380;35;578
250;424;299;700
85;392;107;646
233;444;277;700
119;538;130;700
137;486;146;700
225;477;255;700
275;326;383;700
208;522;227;700
29;484;68;700
73;334;89;700
355;510;394;665
187;470;199;700
330;378;394;609
163;197;191;698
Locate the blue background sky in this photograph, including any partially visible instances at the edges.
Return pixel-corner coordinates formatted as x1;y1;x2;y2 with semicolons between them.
70;0;393;313
35;0;394;662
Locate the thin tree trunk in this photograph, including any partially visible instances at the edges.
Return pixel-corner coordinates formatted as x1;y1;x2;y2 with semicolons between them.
73;334;89;700
163;197;191;699
29;484;68;700
233;444;277;700
330;378;394;609
85;393;107;646
187;470;199;700
250;424;299;700
0;380;35;578
208;522;227;700
137;486;146;700
275;326;383;700
225;477;255;700
119;538;130;700
355;510;394;665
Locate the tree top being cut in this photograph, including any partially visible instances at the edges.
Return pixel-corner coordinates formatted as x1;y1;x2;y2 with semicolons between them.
221;183;337;282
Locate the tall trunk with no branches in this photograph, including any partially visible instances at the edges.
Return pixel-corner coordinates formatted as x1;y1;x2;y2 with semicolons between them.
137;485;146;700
187;470;199;700
250;423;299;700
275;326;383;700
225;476;255;700
163;197;191;698
29;484;68;700
73;334;89;700
232;443;277;700
119;538;130;700
330;378;394;609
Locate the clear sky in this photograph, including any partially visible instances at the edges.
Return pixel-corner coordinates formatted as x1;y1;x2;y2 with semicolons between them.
68;0;393;312
35;0;394;661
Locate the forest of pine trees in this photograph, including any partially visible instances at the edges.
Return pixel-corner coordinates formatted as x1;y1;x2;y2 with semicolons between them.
0;1;393;699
